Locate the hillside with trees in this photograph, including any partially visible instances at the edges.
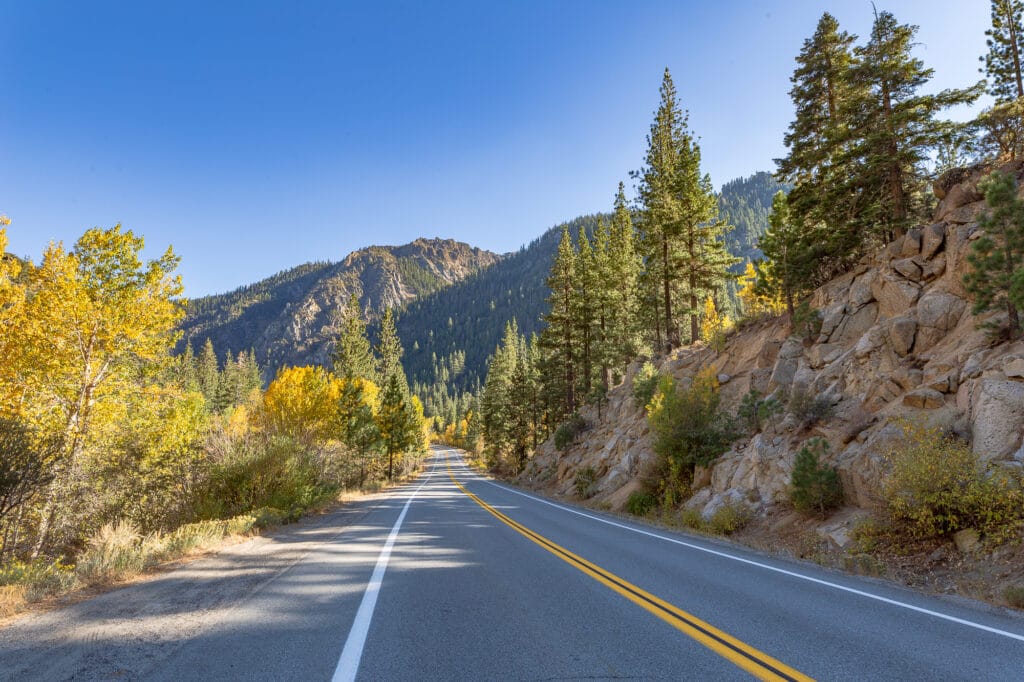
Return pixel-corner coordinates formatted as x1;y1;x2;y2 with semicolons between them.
470;4;1024;607
179;238;500;374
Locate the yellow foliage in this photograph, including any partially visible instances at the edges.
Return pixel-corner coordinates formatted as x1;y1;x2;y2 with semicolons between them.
261;365;343;445
737;261;784;317
1;227;183;443
699;296;732;350
882;421;1024;544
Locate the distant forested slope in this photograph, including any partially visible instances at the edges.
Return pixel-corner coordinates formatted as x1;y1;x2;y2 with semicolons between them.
718;171;791;269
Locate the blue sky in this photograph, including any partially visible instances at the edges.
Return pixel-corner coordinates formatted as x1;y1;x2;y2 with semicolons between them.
1;1;990;296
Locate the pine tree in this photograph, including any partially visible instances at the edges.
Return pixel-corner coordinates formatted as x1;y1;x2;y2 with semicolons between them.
636;68;688;350
197;338;220;407
608;182;644;374
757;191;810;319
539;227;578;416
376;307;405;389
845;10;982;242
213;349;236;412
575;229;596;398
376;373;416;481
775;13;857;239
332;294;376;383
591;217;614;392
637;68;735;347
963;170;1024;337
337;378;381;486
482;320;521;465
982;0;1024;102
177;342;200;393
673;132;737;344
240;349;263;395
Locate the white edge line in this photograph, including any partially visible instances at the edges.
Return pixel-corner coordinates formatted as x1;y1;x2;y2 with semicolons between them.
450;452;1024;644
332;462;435;682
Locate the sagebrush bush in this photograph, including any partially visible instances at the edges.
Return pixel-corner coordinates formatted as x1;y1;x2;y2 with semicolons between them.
790;438;844;517
0;557;74;601
554;414;587;451
787;385;834;429
625;491;657;516
883;422;1024;543
1004;585;1024;609
574;467;598;499
707;502;751;535
678;508;704;530
632;362;660;409
75;521;147;583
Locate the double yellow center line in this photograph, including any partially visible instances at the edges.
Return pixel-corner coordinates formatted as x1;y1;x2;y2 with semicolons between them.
445;459;812;681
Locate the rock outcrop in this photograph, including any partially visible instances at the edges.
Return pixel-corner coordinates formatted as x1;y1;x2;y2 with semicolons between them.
179;238;501;372
521;163;1024;537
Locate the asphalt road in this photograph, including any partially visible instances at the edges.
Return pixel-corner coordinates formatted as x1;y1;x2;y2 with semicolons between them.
2;446;1023;680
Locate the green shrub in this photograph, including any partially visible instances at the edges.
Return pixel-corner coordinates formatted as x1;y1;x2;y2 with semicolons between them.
883;421;1024;543
790;438;844;517
0;558;75;601
625;491;657;516
678;508;704;530
787;385;834;429
632;362;660;409
1004;585;1024;609
792;301;822;340
195;435;334;520
648;369;737;492
707;501;751;535
574;466;598;499
554;414;587;451
251;506;286;529
738;389;783;433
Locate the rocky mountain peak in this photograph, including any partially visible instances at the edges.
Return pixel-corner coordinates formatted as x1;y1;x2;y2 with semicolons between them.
179;237;500;373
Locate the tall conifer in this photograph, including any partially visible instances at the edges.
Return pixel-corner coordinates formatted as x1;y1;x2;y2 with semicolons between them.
982;0;1024;101
332;294;376;383
539;227;578;416
845;10;981;242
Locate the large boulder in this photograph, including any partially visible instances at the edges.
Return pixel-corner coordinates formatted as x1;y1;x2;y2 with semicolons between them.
892;257;924;282
936;182;984;222
971;378;1024;460
888;316;917;357
915;290;968;351
872;272;921;319
902;387;946;409
921;223;947;260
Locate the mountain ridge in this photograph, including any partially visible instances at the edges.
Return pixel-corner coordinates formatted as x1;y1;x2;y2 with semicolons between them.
178;237;500;371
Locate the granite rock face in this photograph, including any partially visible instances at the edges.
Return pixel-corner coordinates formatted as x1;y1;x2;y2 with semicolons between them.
520;162;1024;526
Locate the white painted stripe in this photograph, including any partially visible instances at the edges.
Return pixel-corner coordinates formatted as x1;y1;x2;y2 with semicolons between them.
448;452;1024;643
332;463;435;682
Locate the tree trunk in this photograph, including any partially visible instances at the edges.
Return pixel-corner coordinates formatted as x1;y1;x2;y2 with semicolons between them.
690;271;699;344
881;80;907;238
662;238;677;349
1002;0;1024;99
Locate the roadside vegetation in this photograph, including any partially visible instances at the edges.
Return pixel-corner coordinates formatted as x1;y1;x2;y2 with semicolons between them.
858;422;1024;552
0;227;428;618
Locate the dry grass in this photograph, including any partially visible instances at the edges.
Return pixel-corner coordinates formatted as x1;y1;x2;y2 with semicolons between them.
0;585;27;619
0;477;410;623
